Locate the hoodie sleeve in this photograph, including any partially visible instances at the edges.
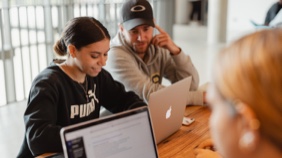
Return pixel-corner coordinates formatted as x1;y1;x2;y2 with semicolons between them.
24;77;63;156
98;69;147;113
163;49;200;91
106;47;167;103
162;50;203;105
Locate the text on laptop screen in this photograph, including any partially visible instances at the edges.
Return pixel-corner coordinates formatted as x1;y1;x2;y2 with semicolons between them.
64;110;157;158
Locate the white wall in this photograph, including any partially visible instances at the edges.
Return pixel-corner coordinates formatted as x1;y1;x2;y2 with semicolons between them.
175;0;277;42
227;0;277;42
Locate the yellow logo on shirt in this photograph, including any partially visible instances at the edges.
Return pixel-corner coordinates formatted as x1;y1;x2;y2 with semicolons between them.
151;73;161;84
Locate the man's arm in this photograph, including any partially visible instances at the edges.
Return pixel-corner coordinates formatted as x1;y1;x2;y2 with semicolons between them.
106;48;165;103
98;69;147;112
151;24;199;90
151;24;203;105
163;50;199;90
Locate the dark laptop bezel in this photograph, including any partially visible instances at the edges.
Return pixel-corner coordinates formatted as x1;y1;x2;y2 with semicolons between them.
60;106;158;158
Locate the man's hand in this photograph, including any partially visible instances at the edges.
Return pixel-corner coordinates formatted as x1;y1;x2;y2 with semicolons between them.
151;24;181;55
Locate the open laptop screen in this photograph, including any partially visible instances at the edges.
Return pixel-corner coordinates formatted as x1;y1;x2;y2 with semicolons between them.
148;76;192;144
60;106;158;158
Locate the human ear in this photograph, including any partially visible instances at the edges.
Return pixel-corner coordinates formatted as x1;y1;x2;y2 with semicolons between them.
68;44;76;58
118;23;124;32
236;102;260;153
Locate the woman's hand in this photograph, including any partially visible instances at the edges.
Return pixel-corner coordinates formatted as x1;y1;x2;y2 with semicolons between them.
194;139;222;158
198;138;214;149
194;148;221;158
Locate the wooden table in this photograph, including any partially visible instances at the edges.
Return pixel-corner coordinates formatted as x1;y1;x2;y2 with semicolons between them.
38;105;210;158
157;105;211;158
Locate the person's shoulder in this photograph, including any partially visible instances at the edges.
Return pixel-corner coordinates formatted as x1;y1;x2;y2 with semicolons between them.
97;68;111;78
33;65;64;83
109;46;127;54
108;46;136;61
109;34;134;55
29;65;66;94
41;64;62;75
94;68;115;84
109;40;133;54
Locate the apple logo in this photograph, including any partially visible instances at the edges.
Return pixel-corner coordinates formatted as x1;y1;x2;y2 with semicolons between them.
166;106;172;119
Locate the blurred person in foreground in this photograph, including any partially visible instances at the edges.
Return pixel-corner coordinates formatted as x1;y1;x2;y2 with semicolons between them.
194;28;282;158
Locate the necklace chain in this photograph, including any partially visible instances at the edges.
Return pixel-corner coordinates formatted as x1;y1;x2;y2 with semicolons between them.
78;76;89;102
60;62;89;102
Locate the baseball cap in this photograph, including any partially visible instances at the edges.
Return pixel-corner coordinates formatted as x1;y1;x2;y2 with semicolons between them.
121;0;155;30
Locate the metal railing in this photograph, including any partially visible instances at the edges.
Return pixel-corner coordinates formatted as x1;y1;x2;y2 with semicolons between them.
0;0;174;106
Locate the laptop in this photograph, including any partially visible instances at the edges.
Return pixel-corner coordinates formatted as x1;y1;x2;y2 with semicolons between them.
148;77;192;144
60;106;158;158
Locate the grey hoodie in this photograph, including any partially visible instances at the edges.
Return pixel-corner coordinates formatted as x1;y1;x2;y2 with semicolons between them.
105;31;204;105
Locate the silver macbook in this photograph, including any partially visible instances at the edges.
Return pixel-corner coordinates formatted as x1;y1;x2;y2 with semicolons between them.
60;106;158;158
148;77;192;144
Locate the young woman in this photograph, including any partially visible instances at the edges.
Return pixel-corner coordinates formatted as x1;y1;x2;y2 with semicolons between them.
17;17;146;158
195;29;282;158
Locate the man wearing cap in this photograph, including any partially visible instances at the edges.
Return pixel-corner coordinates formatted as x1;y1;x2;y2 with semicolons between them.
106;0;205;105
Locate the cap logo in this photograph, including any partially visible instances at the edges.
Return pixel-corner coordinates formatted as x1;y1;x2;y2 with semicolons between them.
130;5;146;12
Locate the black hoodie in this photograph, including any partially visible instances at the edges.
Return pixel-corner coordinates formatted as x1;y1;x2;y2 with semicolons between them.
17;65;146;157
